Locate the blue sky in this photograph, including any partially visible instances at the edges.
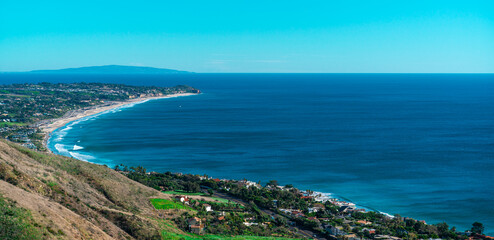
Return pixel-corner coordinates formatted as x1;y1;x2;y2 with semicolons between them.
1;1;493;73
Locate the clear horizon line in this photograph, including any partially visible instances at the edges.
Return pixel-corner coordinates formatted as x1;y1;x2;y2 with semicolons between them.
2;71;494;74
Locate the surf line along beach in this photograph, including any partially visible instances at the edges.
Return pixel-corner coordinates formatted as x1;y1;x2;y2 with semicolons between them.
37;92;199;151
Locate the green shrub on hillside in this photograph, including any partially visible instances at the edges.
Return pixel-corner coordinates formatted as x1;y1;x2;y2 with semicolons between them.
0;196;43;240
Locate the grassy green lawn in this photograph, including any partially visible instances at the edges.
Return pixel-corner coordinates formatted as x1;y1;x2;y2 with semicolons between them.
150;198;194;210
0;122;28;127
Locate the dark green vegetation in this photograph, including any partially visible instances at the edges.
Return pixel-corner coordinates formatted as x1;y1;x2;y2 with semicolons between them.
120;164;491;240
0;195;43;239
472;222;485;235
0;82;199;150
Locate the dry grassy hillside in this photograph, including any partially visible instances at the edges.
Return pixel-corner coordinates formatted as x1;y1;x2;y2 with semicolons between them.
0;139;178;239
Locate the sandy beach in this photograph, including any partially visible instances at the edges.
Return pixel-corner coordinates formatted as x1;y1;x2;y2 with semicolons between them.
38;92;198;148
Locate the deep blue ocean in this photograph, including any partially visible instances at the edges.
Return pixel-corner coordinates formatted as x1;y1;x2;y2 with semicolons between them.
2;73;493;234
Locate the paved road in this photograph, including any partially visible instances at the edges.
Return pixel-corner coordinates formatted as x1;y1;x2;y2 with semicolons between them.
213;191;326;239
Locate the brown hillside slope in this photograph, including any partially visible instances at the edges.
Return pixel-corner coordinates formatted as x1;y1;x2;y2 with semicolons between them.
0;140;174;239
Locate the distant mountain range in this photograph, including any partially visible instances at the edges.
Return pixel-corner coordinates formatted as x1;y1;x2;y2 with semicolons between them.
28;65;192;74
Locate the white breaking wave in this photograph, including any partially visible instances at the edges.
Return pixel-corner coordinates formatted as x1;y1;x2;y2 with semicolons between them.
53;125;72;140
54;144;70;156
73;145;84;150
69;152;96;162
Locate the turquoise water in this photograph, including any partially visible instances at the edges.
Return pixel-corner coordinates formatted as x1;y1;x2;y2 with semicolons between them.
4;73;494;234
